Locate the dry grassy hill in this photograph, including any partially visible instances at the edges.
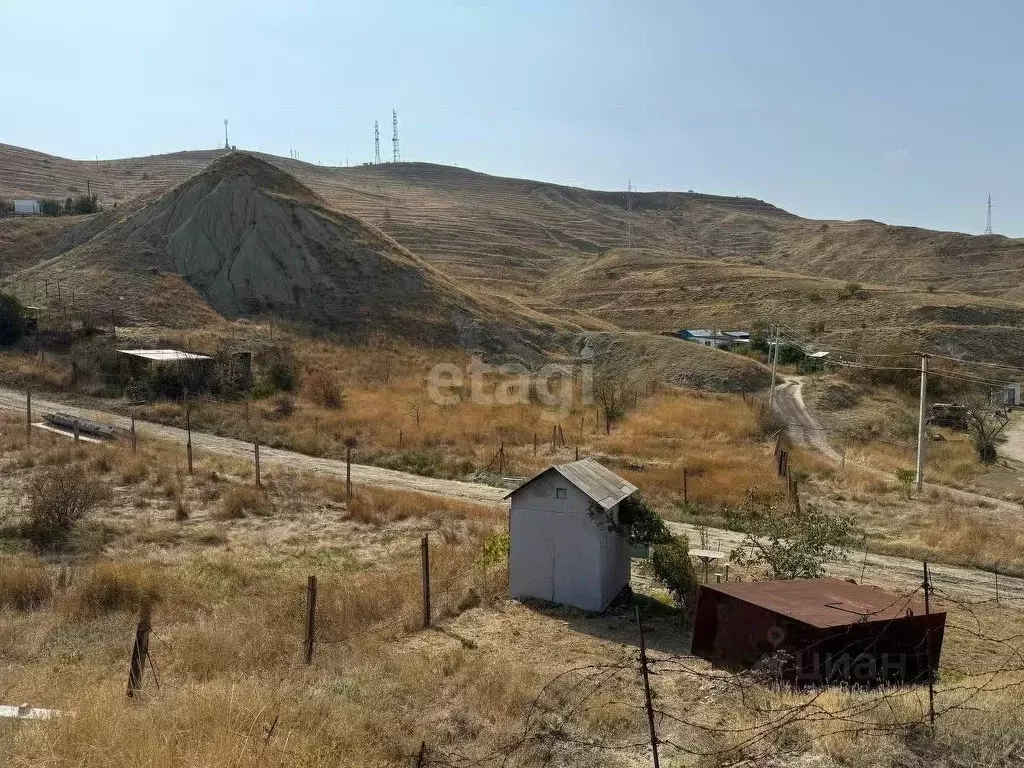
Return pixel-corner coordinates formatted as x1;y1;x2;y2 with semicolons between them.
3;142;1024;366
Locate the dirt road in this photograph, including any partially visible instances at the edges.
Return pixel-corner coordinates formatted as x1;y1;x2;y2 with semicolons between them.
999;413;1024;465
0;387;506;505
1;386;1018;602
771;376;841;462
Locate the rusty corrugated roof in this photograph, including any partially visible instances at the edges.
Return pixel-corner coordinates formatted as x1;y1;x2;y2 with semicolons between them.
701;578;937;629
504;458;637;510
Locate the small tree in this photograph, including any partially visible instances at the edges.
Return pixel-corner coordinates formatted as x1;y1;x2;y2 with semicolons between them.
257;346;302;393
963;393;1011;464
895;468;915;500
39;198;63;217
593;369;631;435
589;492;672;547
305;369;345;409
729;504;855;580
651;534;698;606
0;293;24;345
25;465;110;550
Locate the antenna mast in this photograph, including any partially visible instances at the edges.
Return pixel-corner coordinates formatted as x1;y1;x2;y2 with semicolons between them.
374;121;381;164
223;119;230;151
392;109;401;163
985;194;993;235
626;180;634;247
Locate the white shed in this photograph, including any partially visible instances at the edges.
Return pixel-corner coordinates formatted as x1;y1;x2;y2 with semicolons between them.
506;458;638;612
13;200;41;216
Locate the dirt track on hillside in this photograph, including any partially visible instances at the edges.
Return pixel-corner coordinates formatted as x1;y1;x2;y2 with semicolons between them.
0;387;506;505
1;386;1018;602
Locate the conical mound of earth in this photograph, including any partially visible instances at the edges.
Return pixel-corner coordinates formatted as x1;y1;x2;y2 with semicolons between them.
13;152;564;355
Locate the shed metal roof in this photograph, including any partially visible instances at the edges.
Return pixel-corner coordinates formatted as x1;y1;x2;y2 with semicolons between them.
117;349;212;362
700;578;937;629
504;457;637;510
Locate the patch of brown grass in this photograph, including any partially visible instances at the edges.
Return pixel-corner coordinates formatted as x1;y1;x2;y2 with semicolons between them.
0;556;52;610
58;562;158;620
215;485;272;520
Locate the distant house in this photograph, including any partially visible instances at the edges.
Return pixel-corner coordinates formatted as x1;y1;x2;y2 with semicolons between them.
678;329;750;350
506;458;638;612
12;200;41;216
995;383;1022;408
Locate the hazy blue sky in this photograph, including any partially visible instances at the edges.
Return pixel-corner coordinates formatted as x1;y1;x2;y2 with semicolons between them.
2;1;1022;235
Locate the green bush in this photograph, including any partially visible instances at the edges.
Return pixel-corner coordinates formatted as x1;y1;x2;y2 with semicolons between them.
651;534;698;606
257;346;301;393
0;293;24;345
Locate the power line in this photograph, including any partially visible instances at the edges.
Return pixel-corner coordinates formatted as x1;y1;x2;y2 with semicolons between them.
985;194;993;235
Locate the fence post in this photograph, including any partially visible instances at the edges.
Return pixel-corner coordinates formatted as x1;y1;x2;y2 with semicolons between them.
551;425;556;452
254;440;261;487
682;468;688;505
575;446;579;461
414;741;427;768
185;404;194;475
130;412;138;455
421;534;431;629
995;565;1000;606
25;390;31;445
126;600;153;698
399;428;403;448
73;421;80;443
635;606;661;768
346;444;352;503
923;561;936;732
533;432;537;455
304;575;317;664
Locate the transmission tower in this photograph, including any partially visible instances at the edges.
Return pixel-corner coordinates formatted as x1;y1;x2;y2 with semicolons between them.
374;121;381;164
223;119;230;151
985;194;993;235
626;180;634;247
392;109;401;163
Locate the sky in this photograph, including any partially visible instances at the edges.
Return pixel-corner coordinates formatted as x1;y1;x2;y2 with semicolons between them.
2;0;1022;236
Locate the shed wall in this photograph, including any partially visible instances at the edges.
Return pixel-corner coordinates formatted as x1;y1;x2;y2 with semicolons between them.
509;470;630;612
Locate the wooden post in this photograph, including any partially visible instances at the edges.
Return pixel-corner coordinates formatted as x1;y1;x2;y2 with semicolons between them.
724;564;729;582
995;565;1000;606
551;425;556;452
575;446;579;461
635;606;661;768
244;399;250;428
533;432;537;455
185;405;193;475
558;425;565;447
421;534;431;629
25;390;31;445
682;468;688;505
73;421;80;443
498;442;504;474
346;444;352;503
254;440;261;487
126;600;152;698
399;429;403;448
923;561;936;731
130;412;137;455
415;741;427;768
791;479;801;513
304;575;317;664
111;311;116;339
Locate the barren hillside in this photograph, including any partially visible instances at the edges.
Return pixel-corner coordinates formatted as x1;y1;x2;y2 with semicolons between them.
3;142;1024;365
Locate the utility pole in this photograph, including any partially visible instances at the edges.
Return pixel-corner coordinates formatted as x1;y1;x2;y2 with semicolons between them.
392;109;401;163
374;121;381;165
767;325;781;410
915;354;928;493
985;194;993;235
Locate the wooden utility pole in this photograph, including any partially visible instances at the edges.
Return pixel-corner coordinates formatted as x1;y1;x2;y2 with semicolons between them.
126;600;153;698
767;325;781;410
923;561;936;731
421;534;431;629
635;606;661;768
304;575;318;664
915;355;929;493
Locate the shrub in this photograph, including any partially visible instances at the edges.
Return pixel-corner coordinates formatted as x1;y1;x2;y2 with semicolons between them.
258;346;301;393
651;534;697;606
39;198;63;216
273;393;296;417
0;557;52;610
305;370;345;409
216;486;273;520
25;465;110;550
0;293;25;346
729;504;855;579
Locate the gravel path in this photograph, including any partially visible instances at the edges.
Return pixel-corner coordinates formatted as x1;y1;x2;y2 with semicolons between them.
0;387;506;505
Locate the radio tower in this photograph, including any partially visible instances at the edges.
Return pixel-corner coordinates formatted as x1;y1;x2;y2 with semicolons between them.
392;110;401;163
626;180;634;247
223;119;230;151
374;121;381;164
985;194;993;235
